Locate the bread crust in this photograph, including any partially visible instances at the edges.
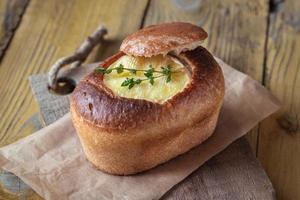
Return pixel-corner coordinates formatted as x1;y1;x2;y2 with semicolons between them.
70;46;225;175
120;22;208;57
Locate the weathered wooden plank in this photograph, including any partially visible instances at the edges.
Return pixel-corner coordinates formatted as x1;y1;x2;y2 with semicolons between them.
258;0;300;199
162;138;275;200
0;0;149;199
0;0;29;61
143;0;269;153
0;0;148;147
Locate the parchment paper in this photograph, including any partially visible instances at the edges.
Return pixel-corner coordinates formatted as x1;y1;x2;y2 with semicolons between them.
0;58;280;200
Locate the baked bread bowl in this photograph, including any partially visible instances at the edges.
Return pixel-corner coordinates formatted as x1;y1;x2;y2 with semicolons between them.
70;22;225;175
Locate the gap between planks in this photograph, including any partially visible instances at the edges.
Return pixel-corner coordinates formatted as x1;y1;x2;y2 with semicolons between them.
0;0;30;62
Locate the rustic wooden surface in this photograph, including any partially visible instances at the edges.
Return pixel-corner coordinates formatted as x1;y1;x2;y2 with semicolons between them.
162;138;275;200
0;0;299;199
0;0;29;60
258;0;300;199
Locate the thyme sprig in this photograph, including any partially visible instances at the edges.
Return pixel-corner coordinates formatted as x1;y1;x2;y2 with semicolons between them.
95;64;178;89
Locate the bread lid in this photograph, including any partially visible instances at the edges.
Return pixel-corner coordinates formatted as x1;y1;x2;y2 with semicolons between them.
120;22;207;57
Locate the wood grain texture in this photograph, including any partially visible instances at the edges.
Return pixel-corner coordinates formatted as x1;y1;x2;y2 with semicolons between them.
0;0;148;147
258;0;300;199
0;0;148;199
143;0;269;153
0;0;29;61
162;138;275;200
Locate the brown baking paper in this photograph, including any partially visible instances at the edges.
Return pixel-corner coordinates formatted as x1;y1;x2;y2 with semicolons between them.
0;58;280;200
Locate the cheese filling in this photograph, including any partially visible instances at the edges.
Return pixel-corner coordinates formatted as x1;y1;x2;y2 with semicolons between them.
103;55;190;103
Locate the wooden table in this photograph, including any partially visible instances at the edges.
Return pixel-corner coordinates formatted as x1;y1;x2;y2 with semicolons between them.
0;0;299;199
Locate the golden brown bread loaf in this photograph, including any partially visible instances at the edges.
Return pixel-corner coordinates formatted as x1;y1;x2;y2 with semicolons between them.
70;22;225;175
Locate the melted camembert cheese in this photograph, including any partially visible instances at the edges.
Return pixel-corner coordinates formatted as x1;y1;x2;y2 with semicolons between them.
103;55;190;103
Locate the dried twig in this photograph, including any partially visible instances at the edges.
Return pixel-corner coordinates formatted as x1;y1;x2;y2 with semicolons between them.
48;25;108;90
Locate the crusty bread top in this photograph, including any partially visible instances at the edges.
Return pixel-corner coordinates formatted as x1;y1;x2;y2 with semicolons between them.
120;22;208;57
70;47;224;132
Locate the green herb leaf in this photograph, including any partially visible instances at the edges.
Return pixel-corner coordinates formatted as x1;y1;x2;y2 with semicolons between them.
149;77;154;85
162;65;172;83
94;67;107;74
135;79;142;84
106;68;113;74
144;67;154;78
121;78;133;87
166;74;171;83
128;82;135;89
116;64;124;74
129;69;137;74
121;78;141;89
161;65;172;76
